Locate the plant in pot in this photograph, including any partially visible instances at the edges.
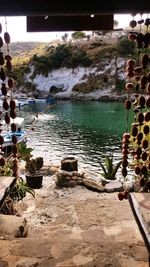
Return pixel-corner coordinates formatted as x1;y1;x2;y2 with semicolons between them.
25;157;44;189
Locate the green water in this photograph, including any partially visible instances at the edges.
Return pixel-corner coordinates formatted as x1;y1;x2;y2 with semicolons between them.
19;100;131;175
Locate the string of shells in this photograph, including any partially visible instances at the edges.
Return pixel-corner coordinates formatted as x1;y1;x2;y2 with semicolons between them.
0;21;18;179
118;14;150;200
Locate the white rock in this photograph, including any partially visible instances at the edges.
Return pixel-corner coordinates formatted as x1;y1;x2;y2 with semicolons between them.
0;215;28;238
105;180;123;192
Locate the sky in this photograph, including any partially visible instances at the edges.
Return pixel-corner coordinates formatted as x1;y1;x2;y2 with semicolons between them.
0;14;149;42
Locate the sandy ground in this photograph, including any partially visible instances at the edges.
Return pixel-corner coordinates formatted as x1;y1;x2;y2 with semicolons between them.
0;173;149;267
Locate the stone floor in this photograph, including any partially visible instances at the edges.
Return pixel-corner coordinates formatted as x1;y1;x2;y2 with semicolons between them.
0;175;149;267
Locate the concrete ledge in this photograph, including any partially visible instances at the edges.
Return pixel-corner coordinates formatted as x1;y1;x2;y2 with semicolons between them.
128;193;150;265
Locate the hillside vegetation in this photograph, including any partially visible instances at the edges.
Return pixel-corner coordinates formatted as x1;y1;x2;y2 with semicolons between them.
7;42;48;56
8;34;136;93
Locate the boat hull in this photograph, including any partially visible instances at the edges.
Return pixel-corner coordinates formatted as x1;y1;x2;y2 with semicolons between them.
3;130;26;147
46;96;56;104
2;130;27;154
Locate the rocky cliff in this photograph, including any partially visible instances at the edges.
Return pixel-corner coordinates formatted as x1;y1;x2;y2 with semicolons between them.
24;57;126;100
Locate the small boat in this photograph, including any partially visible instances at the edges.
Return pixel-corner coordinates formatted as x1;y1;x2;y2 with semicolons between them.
28;98;36;105
35;98;47;103
2;117;27;154
18;97;29;106
46;96;56;105
3;130;27;147
17;97;36;107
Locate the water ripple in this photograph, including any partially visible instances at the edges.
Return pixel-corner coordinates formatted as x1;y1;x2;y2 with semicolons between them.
18;101;128;175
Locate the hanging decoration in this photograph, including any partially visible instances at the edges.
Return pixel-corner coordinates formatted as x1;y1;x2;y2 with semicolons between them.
118;14;150;200
0;18;19;179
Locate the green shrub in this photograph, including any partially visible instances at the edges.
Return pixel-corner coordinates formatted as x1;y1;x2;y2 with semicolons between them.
100;155;122;180
32;44;92;75
117;35;136;56
115;78;126;92
56;173;68;187
17;142;33;161
0;160;13;176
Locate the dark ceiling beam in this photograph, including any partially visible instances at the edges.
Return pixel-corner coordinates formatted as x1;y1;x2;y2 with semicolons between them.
27;15;114;32
0;0;150;16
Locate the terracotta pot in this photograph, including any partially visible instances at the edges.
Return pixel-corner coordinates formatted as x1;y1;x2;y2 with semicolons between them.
25;173;43;189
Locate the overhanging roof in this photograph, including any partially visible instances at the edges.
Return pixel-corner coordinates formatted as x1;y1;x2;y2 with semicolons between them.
0;1;149;31
0;0;149;16
27;15;114;32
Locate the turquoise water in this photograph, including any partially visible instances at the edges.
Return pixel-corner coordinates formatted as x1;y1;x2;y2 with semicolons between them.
18;101;131;175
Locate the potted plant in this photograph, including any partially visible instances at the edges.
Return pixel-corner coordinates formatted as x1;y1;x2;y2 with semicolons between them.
25;157;44;189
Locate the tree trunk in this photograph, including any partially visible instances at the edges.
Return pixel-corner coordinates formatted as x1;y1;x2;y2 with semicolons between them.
61;157;78;172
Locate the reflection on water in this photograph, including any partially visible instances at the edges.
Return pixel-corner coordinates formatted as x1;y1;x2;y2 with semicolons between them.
18;101;130;175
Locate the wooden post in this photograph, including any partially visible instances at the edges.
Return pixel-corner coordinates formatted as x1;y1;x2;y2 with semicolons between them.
61;157;78;172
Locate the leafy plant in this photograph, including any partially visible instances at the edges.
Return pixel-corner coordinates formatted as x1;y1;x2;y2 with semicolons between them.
99;155;122;180
56;173;68;188
117;35;136;56
0;159;13;176
32;43;92;76
71;31;86;40
25;157;44;174
17;142;33;161
9;177;35;202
